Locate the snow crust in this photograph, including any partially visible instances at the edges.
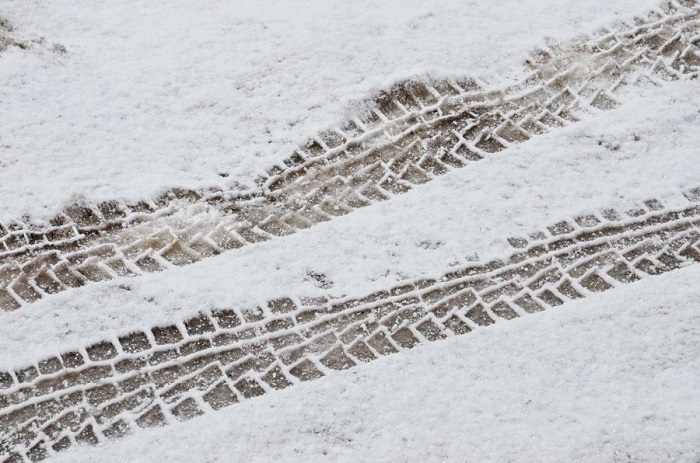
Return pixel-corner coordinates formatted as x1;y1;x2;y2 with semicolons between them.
0;0;660;221
53;264;700;463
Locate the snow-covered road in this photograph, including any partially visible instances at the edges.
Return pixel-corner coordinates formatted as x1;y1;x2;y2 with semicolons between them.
0;0;698;461
52;264;700;463
0;0;662;220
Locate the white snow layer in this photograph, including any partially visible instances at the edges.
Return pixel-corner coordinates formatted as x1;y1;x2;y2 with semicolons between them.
53;264;700;463
0;77;698;368
2;1;699;460
0;0;661;221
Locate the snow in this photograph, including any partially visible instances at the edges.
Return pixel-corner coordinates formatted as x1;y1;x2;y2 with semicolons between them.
0;0;661;221
1;0;699;460
52;264;700;463
0;77;698;368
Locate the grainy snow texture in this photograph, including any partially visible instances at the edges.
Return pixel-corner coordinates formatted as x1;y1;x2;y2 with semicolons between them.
0;0;660;220
0;78;697;367
0;0;699;461
53;265;700;463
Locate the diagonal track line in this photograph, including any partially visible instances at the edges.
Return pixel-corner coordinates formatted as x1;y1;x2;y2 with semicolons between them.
0;1;698;312
0;187;699;461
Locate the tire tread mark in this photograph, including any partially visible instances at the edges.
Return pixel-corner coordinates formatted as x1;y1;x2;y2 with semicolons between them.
1;188;699;461
0;2;698;312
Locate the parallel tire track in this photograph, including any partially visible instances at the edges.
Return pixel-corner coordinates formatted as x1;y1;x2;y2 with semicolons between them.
1;1;698;312
1;188;699;461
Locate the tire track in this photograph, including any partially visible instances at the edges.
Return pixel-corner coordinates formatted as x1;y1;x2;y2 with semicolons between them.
1;187;699;461
1;1;698;312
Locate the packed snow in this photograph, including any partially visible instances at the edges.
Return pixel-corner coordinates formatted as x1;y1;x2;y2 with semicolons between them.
0;0;661;221
53;265;700;463
0;78;697;368
1;0;698;461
